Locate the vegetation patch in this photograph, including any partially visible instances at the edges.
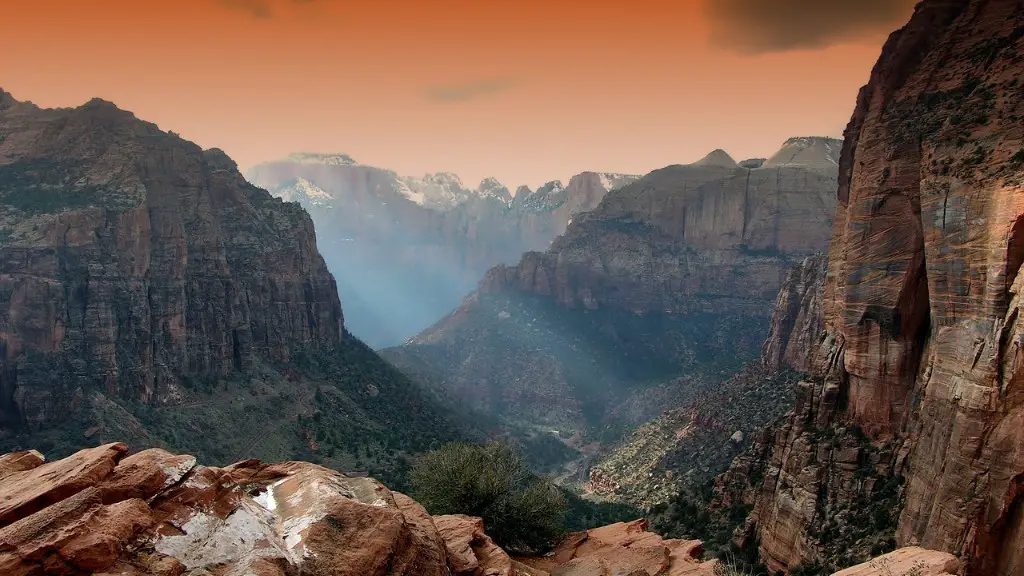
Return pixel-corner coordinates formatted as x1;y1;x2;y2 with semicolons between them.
411;441;569;554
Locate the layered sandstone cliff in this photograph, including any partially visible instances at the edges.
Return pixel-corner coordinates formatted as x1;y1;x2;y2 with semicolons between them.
247;156;638;347
714;1;1024;573
478;144;838;316
0;92;341;427
0;92;460;476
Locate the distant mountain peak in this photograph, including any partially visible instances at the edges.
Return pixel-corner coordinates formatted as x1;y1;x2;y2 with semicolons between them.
286;152;360;166
203;148;238;171
538;180;565;192
763;137;842;172
477;177;512;204
399;172;475;209
0;88;17;111
693;149;739;168
583;172;641;192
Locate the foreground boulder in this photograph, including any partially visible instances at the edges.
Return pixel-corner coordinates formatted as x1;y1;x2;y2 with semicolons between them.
831;547;959;576
516;519;717;576
0;443;449;575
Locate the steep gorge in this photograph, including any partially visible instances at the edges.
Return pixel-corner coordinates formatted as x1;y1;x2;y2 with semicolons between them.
384;142;840;469
247;157;638;348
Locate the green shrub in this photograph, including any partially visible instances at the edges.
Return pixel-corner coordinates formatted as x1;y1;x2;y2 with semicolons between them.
410;441;568;554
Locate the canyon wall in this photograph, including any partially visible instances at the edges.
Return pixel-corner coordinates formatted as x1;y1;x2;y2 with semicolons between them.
728;1;1024;573
0;92;461;478
0;93;342;429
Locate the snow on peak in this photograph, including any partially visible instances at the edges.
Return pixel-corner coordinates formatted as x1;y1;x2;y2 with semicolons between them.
538;180;565;193
477;177;512;204
285;153;360;166
518;180;568;212
597;172;641;192
764;136;843;171
399;172;475;209
276;177;334;207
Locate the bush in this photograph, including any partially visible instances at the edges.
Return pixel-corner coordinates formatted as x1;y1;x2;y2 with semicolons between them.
410;442;568;554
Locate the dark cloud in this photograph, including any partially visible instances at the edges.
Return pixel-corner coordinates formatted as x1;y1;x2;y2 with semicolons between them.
424;78;515;103
215;0;321;18
705;0;918;54
217;0;272;18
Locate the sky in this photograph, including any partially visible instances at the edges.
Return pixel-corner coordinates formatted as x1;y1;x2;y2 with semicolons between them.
0;0;917;189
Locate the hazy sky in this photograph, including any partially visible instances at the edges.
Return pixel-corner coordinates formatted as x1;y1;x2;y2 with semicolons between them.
1;0;916;189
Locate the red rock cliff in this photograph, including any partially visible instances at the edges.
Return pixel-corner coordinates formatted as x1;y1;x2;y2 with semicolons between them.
740;1;1024;573
0;93;343;429
480;147;838;317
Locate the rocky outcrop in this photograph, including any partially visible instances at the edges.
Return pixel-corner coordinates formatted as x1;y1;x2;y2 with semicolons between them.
0;443;451;575
515;519;717;576
831;548;959;576
0;444;718;576
0;92;460;475
712;1;1024;573
434;514;519;576
761;253;829;374
247;156;638;347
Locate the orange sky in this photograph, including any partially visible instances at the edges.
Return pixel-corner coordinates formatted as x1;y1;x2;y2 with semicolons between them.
1;0;910;188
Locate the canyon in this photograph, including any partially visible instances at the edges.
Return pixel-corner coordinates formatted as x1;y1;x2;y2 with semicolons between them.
382;139;840;473
0;0;1022;572
247;155;638;348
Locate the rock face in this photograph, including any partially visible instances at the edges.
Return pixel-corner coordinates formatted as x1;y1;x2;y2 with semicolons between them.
515;519;718;576
0;92;461;477
383;139;838;462
0;443;451;575
760;253;829;374
478;139;839;317
247;156;639;348
831;548;960;576
0;92;340;427
0;444;717;576
710;1;1024;573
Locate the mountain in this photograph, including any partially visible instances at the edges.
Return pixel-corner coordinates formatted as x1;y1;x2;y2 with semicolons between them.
247;156;639;348
687;1;1024;573
382;138;840;469
0;91;463;487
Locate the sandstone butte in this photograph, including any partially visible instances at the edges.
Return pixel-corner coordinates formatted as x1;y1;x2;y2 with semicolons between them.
719;0;1024;574
0;443;958;576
